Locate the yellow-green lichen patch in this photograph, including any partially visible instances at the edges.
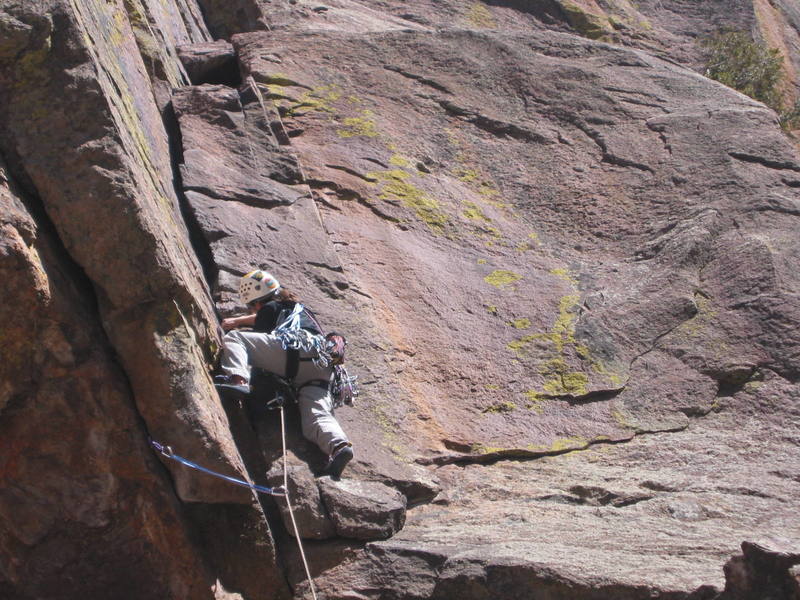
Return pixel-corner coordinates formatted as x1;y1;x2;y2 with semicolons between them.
611;406;636;430
477;181;507;208
557;1;613;39
389;154;413;168
550;267;579;287
477;258;488;265
592;359;626;387
466;2;498;28
676;292;717;339
550;435;589;452
109;7;128;47
287;84;341;116
551;294;580;352
259;74;306;104
480;225;503;240
515;241;533;253
469;443;506;455
507;332;559;357
454;166;480;182
368;169;448;232
260;72;307;88
524;390;547;413
508;318;531;329
508;334;539;355
509;276;597;397
482;401;516;414
484;269;522;289
446;133;509;209
337;109;380;138
463;201;490;222
486;304;498;315
370;399;408;456
540;358;589;396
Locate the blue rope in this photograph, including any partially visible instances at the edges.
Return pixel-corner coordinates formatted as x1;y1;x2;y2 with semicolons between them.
150;439;285;497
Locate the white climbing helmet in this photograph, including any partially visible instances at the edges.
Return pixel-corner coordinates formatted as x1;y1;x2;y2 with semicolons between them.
239;270;280;305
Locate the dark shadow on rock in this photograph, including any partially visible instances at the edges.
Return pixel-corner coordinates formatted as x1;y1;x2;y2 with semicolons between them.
161;98;219;295
184;501;291;600
721;538;800;600
485;0;567;27
178;41;241;87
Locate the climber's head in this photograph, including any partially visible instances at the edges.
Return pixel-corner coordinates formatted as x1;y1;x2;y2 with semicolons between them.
239;270;280;307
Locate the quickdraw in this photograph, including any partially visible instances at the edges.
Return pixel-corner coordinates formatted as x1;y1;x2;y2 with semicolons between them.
149;439;286;497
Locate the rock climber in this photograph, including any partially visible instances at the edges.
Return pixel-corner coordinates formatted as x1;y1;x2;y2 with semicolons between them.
215;269;354;478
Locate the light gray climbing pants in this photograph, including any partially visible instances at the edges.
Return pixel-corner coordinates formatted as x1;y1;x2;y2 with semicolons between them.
220;329;349;456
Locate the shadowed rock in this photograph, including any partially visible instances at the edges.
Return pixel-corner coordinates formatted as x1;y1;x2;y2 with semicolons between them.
266;463;337;540
178;40;239;86
723;538;800;600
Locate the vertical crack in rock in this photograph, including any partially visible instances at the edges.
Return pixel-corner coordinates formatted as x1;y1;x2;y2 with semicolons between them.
163;99;219;292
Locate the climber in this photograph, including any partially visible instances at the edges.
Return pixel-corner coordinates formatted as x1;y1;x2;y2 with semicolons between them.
215;269;354;479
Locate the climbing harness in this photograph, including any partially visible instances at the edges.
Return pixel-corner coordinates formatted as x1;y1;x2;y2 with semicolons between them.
271;303;359;408
149;439;286;497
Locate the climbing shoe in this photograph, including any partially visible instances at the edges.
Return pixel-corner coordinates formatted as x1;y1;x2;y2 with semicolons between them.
325;444;353;480
214;375;250;398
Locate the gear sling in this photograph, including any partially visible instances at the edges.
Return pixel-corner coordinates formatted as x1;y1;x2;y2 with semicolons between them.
248;304;356;419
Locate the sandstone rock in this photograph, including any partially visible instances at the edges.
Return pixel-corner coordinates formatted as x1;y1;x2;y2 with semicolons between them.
0;2;292;597
124;0;212;106
195;0;265;39
0;1;253;505
172;83;304;208
185;501;291;600
0;159;216;598
261;0;431;32
723;538;800;600
791;565;800;598
4;1;800;598
318;476;407;540
178;40;238;85
267;463;337;540
228;22;800;598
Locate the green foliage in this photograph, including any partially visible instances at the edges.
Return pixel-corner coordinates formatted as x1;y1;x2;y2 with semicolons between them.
703;30;787;118
779;99;800;130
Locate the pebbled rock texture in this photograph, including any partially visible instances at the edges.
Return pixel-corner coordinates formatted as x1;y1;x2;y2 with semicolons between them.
1;0;800;599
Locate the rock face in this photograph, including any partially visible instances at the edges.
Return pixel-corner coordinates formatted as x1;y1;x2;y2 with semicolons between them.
723;538;800;600
267;463;338;540
0;158;216;599
0;1;287;598
318;476;407;540
1;1;800;599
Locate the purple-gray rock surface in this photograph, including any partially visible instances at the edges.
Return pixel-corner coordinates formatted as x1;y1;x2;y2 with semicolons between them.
1;1;799;599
